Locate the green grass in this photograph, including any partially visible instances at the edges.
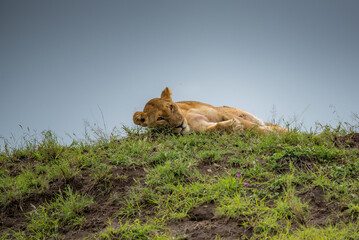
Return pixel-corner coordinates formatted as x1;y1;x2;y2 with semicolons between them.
98;218;172;240
1;124;359;239
1;186;93;239
25;186;94;239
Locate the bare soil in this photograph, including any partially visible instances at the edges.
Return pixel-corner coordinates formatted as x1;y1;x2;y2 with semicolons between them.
299;186;342;227
334;133;359;149
168;204;252;240
0;166;146;239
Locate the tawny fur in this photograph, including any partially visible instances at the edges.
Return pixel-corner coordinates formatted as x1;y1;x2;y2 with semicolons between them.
133;87;287;135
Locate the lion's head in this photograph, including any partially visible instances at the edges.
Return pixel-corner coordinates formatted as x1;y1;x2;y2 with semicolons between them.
133;87;189;134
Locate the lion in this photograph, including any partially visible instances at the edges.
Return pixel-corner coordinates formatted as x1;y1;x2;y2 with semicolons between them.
133;87;287;135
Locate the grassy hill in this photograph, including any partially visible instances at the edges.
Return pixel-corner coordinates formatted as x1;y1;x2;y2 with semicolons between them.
1;126;359;239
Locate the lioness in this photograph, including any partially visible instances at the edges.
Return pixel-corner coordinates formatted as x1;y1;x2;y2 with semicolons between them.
133;87;287;135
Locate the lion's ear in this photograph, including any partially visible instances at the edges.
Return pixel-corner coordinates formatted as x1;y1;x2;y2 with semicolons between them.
133;111;147;126
160;87;173;101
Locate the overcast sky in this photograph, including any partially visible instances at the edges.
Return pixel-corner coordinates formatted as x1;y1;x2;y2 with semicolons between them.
1;0;358;146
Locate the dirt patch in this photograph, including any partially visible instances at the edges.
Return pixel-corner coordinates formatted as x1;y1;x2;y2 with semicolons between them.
0;192;49;233
196;162;229;177
0;155;39;178
279;156;316;174
334;133;359;149
62;166;146;239
0;177;74;234
299;186;341;227
168;204;252;240
0;166;146;238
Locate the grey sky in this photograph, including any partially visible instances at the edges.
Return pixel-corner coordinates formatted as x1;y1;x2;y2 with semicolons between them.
1;0;358;146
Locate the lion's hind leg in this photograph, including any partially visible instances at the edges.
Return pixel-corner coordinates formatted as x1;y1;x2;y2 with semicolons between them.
206;118;244;133
206;118;273;135
265;123;288;133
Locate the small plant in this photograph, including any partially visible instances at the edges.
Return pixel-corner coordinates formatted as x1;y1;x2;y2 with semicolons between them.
98;219;170;240
344;203;359;220
146;159;196;187
275;187;310;223
26;186;93;239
